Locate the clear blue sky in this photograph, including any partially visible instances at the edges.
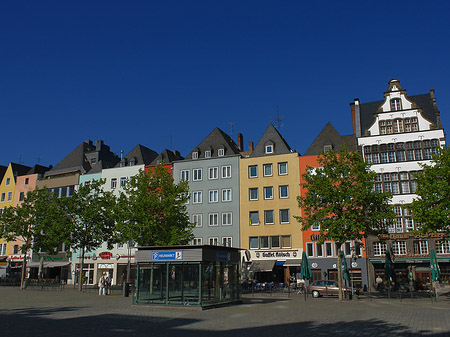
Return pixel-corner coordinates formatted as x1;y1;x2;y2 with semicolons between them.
2;1;450;167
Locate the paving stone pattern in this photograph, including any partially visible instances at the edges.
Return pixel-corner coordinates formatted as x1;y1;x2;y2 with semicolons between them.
1;287;450;336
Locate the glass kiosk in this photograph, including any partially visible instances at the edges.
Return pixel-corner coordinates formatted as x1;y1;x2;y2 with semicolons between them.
134;245;241;308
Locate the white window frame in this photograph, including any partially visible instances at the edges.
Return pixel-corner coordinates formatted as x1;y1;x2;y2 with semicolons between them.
193;238;203;245
249;188;258;201
265;144;274;154
264;186;273;200
280;209;290;224
193;168;202;181
209;237;219;245
279;185;289;198
306;242;314;257
222;212;232;226
192;213;202;227
218;148;225;157
208;167;218;180
250;211;259;225
192;191;202;204
264;210;274;225
111;178;117;189
208;190;218;203
120;177;127;187
7;192;13;202
192;151;199;159
222;188;232;202
278;162;288;175
222;237;232;247
249;165;258;178
205;150;211;158
180;170;190;181
221;165;231;178
325;242;334;257
209;213;219;226
5;178;10;186
263;164;273;177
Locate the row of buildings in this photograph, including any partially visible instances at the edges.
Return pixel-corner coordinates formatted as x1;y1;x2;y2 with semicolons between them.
0;79;447;292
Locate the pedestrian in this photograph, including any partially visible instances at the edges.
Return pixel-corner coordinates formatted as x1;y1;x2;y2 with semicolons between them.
105;273;112;295
98;274;105;296
376;275;383;291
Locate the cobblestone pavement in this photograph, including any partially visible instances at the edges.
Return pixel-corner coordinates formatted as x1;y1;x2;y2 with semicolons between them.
1;287;450;336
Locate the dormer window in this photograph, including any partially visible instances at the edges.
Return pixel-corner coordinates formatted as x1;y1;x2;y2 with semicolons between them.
129;159;136;166
218;148;225;157
265;143;274;154
391;98;402;111
323;144;333;152
205;150;211;158
192;151;199;159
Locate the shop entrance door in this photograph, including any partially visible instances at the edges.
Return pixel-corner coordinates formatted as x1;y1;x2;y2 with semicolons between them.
416;270;431;290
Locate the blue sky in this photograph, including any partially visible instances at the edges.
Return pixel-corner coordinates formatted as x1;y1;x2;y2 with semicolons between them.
2;1;450;167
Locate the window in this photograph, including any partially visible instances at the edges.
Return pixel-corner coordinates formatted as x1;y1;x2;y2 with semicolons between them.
120;177;127;187
413;240;428;255
436;241;450;255
280;209;290;224
193;238;203;245
316;243;323;257
260;236;269;249
311;222;320;231
265;144;274;154
263;164;273;176
0;193;5;202
209;237;219;245
264;210;274;224
192;151;199;159
249;165;257;178
181;170;190;181
279;185;289;198
306;243;314;257
111;178;117;189
222;237;232;247
249;188;258;200
192;214;202;227
281;235;291;248
218;148;225;157
209;213;218;226
222;188;232;202
264;186;273;199
208;190;218;203
7;192;12;202
221;165;231;178
391;98;402;111
13;244;19;254
5;178;10;186
250;237;259;249
24;178;29;185
117;243;124;249
205;150;211;158
325;242;333;257
250;211;260;225
222;212;232;226
392;241;407;255
192;191;202;204
323;144;333;152
0;243;6;256
18;192;24;202
193;168;202;181
208;167;218;180
278;162;288;175
271;236;280;248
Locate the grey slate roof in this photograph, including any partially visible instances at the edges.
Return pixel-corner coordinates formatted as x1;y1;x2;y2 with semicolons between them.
303;122;357;156
116;144;158;167
150;149;184;165
184;128;241;160
45;140;119;177
249;124;292;157
26;165;51;175
8;163;32;182
358;93;441;136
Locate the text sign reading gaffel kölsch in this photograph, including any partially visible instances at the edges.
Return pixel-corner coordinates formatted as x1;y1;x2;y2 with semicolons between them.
152;251;183;261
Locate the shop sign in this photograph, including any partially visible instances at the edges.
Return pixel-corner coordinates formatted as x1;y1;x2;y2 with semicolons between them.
44;256;62;261
99;252;112;260
310;234;331;242
152;251;183;261
257;251;293;258
378;233;444;240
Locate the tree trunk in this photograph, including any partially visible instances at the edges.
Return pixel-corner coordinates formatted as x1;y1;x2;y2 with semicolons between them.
337;245;343;301
20;253;27;290
78;248;85;292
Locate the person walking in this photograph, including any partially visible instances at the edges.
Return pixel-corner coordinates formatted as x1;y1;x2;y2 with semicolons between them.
105;273;112;295
98;274;105;296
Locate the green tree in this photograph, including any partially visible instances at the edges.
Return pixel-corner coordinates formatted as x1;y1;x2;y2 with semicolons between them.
62;179;117;292
408;146;450;234
0;188;71;289
295;147;394;300
116;165;193;246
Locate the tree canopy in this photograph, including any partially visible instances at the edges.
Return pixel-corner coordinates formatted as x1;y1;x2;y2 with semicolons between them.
295;147;394;299
408;146;450;234
116;164;193;246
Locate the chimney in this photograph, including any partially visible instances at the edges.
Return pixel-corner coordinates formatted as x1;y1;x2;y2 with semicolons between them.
351;99;361;137
96;140;104;151
237;133;244;151
248;141;254;153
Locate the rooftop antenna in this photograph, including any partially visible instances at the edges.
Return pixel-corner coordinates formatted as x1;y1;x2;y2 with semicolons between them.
228;122;236;139
272;105;284;130
18;153;23;164
120;150;124;160
170;135;173;151
35;154;42;165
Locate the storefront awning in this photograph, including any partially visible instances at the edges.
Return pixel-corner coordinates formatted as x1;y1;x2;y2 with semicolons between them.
283;259;302;267
27;261;70;268
249;260;275;272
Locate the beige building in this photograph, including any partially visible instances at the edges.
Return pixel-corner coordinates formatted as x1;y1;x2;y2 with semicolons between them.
240;124;302;285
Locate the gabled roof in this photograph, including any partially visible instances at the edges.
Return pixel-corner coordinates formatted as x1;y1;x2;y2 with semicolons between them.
185;128;241;160
150;149;184;165
10;163;32;179
87;158;120;174
249;124;292;157
0;165;7;182
116;144;158;167
304;122;357;156
358;92;441;135
26;164;51;175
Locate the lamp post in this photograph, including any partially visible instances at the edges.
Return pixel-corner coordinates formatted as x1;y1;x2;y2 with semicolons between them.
119;221;142;297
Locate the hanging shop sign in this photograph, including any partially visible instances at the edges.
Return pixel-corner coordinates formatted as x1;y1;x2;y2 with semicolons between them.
152;251;183;261
99;252;112;260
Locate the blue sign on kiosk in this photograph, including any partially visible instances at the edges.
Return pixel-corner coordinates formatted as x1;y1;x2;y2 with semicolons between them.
152;251;183;261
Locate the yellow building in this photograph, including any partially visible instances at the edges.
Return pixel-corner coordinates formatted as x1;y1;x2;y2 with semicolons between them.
240;125;302;285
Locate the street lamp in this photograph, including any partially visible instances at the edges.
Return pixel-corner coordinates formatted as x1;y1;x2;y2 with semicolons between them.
118;221;142;297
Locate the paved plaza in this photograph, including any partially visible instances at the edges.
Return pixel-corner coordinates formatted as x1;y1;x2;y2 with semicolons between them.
1;287;450;336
